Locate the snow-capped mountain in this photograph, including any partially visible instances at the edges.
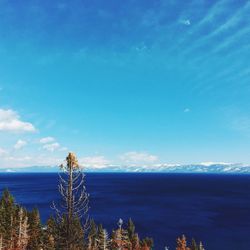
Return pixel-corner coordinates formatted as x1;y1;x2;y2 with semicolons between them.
1;163;250;173
83;163;250;173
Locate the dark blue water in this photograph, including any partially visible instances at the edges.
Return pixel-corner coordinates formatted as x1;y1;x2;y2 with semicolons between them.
0;173;249;250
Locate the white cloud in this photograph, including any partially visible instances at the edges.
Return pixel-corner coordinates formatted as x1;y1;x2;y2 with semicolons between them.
42;142;61;152
6;156;32;162
40;137;67;152
14;139;27;149
180;19;191;26
79;156;110;169
0;109;36;133
40;137;55;144
120;151;158;164
184;108;190;112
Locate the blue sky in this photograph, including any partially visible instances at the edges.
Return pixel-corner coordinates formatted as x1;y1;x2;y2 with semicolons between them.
0;0;250;169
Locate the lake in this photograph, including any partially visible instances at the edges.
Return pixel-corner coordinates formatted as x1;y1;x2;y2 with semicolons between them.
0;173;249;250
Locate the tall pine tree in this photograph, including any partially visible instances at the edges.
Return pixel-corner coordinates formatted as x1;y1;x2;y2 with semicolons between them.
52;152;89;250
27;207;43;250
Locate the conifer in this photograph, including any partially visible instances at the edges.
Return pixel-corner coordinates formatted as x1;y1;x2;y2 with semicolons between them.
191;238;198;250
141;237;153;250
131;233;140;250
176;235;190;250
0;189;18;249
88;219;98;250
199;241;205;250
52;152;89;249
27;208;43;250
17;207;29;249
97;226;110;250
127;218;135;241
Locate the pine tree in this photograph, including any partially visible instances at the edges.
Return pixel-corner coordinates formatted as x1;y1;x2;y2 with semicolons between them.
127;218;135;241
43;216;57;250
198;241;205;250
87;219;98;250
27;208;43;250
97;226;110;250
131;233;140;250
191;238;198;250
52;152;89;249
0;189;18;249
141;237;153;250
44;234;56;250
110;219;132;250
121;228;131;250
17;207;29;249
110;230;118;250
176;235;190;250
0;190;34;250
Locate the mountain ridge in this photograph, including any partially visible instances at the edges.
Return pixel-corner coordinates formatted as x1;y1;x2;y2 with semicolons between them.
1;163;250;174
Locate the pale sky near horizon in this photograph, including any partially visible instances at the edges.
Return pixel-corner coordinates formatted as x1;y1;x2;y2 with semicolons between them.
0;0;250;169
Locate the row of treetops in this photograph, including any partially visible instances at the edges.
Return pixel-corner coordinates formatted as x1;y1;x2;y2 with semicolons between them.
0;152;205;250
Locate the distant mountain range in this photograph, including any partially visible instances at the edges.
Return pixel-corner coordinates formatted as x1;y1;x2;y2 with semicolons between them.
1;163;250;174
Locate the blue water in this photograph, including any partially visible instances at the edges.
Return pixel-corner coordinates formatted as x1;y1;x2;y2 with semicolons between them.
0;173;249;250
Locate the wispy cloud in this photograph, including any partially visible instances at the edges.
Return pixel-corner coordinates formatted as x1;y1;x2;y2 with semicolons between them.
0;109;36;133
212;25;250;54
41;137;67;152
198;0;229;26
39;137;55;144
14;139;27;149
206;1;250;39
42;142;61;152
120;151;158;164
79;156;110;169
180;1;250;58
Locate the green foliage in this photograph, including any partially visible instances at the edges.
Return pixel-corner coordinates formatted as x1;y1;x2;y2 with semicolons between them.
176;235;205;250
87;219;98;249
0;189;157;250
0;189;16;241
191;238;198;250
141;237;154;248
127;218;135;240
43;216;57;250
27;208;43;250
0;189;30;249
97;226;110;250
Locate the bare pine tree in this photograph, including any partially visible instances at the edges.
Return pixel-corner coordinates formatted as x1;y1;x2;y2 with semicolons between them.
52;152;89;249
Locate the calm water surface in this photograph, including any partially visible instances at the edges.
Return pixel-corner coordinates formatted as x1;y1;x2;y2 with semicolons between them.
0;173;249;250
